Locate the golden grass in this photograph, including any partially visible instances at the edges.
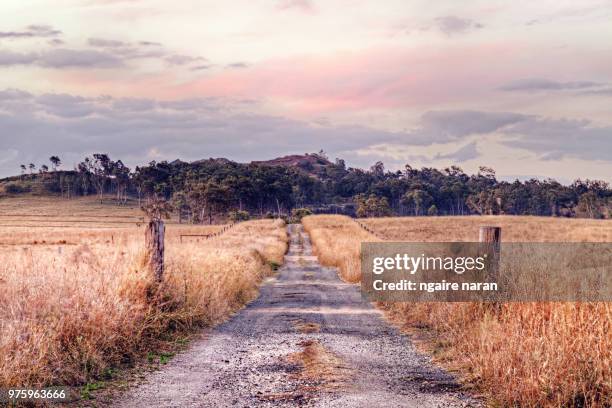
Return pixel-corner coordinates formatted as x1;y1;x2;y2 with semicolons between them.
0;196;229;245
0;224;227;246
361;215;612;243
0;195;205;228
0;195;144;221
303;215;380;283
0;198;288;388
303;214;612;407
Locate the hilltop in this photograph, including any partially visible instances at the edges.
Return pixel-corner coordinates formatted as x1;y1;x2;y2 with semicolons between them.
251;153;333;176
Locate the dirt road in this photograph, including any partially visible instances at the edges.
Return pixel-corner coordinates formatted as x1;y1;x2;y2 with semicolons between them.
117;224;477;407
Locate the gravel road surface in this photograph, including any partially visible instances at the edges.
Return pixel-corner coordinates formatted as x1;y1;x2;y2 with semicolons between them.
116;224;478;407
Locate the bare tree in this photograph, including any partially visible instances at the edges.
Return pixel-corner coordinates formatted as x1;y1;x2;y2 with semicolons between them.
111;160;130;205
77;158;92;196
89;153;112;204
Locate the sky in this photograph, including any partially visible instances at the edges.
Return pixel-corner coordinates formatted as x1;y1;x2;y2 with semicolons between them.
0;0;611;182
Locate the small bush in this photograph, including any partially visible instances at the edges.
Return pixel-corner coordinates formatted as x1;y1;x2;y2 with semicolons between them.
427;204;438;216
228;210;250;222
291;208;313;223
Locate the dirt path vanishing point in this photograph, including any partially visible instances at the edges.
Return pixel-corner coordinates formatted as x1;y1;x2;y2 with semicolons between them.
117;224;478;407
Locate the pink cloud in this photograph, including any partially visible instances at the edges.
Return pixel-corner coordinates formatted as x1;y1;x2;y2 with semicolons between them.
49;70;179;99
49;42;612;117
173;44;520;113
276;0;315;13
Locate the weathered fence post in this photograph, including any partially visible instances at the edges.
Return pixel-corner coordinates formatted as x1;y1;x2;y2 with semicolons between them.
479;226;501;249
145;219;165;282
479;226;501;288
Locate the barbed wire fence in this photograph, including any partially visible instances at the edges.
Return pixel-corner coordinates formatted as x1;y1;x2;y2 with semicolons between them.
352;218;384;240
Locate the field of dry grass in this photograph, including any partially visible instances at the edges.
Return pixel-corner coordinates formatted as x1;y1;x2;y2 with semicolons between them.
0;195;229;246
0;196;288;388
303;215;380;283
0;195;212;228
302;214;612;407
361;215;612;243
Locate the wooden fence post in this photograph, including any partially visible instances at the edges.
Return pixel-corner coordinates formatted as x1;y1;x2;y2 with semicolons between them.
479;226;501;249
145;219;165;282
479;226;501;282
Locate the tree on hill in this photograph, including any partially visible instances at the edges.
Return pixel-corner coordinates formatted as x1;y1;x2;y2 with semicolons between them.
91;153;112;203
49;156;61;171
76;157;93;195
111;159;130;205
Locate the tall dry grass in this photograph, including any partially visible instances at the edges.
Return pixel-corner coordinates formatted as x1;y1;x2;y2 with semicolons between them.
0;218;287;387
361;215;612;243
303;215;380;283
302;214;612;407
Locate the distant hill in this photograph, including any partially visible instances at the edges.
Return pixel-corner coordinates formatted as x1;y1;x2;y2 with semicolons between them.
1;152;610;219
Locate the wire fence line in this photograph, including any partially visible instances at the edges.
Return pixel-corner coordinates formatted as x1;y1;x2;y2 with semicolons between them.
353;218;384;240
0;214;145;220
179;223;236;243
0;224;138;229
0;219;144;225
0;219;240;250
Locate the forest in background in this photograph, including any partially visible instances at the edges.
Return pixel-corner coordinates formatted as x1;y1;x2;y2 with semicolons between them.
1;152;610;221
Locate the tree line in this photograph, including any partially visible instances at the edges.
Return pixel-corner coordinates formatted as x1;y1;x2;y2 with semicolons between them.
3;152;611;220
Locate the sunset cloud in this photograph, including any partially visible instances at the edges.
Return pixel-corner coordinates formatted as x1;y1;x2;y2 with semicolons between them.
0;24;61;39
433;16;483;35
500;78;606;92
276;0;315;14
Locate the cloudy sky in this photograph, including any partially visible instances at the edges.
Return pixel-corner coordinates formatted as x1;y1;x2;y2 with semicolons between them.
0;0;611;182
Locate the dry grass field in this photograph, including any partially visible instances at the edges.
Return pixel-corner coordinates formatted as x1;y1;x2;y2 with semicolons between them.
361;215;612;243
302;215;612;407
0;196;229;246
0;196;288;388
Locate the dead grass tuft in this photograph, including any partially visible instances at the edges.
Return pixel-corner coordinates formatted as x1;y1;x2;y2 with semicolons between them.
293;320;321;334
287;340;351;389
